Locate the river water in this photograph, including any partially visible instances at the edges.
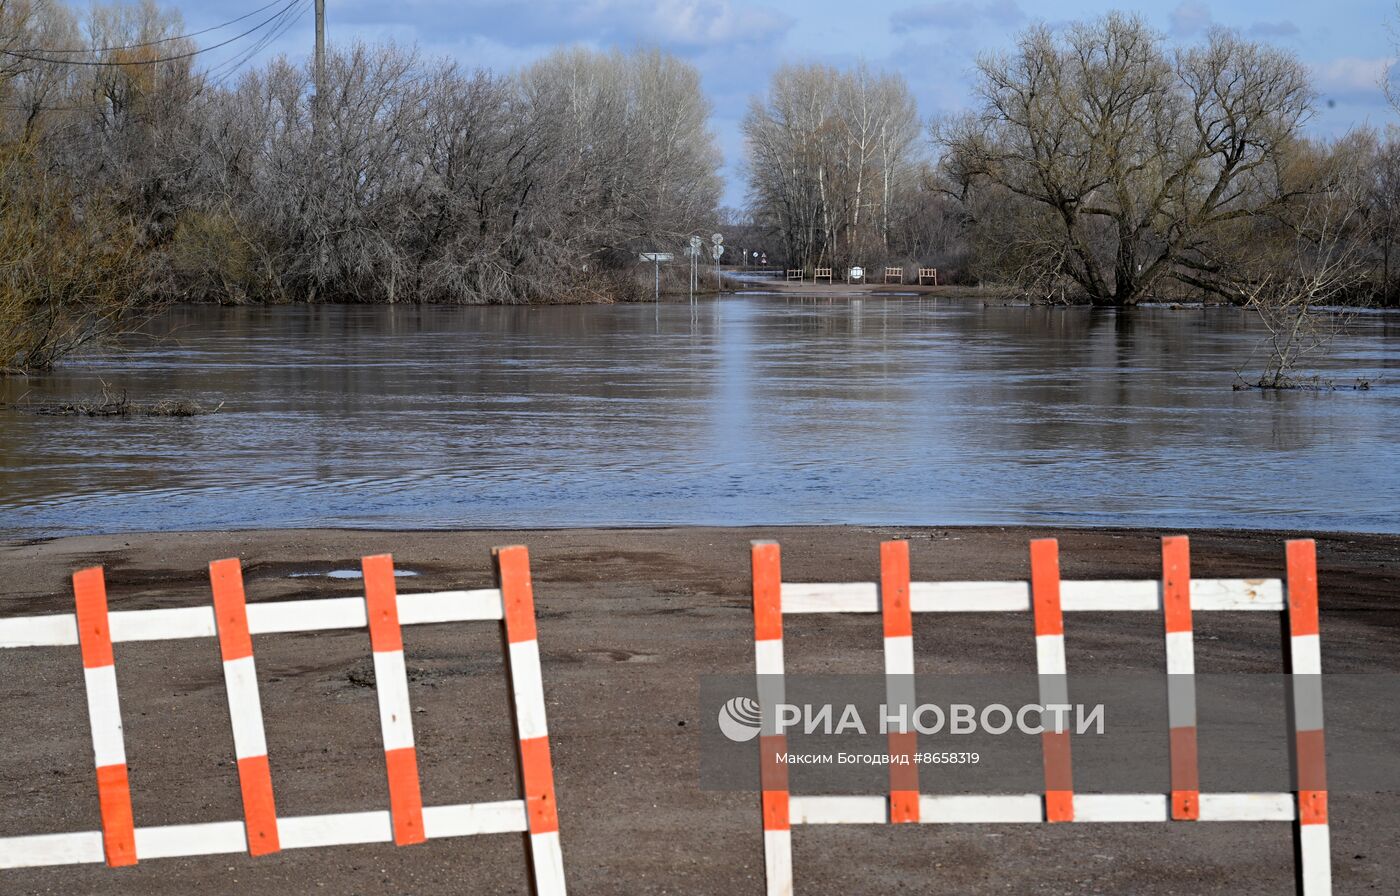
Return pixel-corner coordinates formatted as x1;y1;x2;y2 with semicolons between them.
1;298;1397;537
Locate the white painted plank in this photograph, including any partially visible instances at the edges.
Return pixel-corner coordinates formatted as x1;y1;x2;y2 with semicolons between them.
910;582;1030;613
528;829;568;895
1197;792;1295;822
1073;793;1168;823
0;613;79;648
919;795;1043;824
110;606;215;642
278;810;392;850
398;590;503;624
422;800;528;838
507;639;550;741
0;831;103;868
789;795;887;825
135;821;246;859
781;582;877;614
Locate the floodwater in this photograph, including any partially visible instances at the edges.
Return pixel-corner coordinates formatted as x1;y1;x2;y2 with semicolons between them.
1;298;1397;538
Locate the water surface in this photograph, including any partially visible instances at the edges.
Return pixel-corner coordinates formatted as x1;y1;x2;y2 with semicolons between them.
2;298;1397;537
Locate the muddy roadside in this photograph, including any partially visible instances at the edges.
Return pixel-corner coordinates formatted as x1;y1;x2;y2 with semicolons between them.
0;525;1396;895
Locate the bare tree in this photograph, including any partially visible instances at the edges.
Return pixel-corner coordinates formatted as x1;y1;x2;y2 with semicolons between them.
743;63;922;269
938;14;1313;305
1236;136;1376;387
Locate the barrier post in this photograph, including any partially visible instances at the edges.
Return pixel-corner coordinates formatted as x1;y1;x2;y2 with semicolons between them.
1284;540;1330;895
1161;537;1200;821
1029;539;1073;822
880;541;919;823
362;555;427;846
751;541;791;896
495;545;567;896
73;567;137;867
209;558;281;855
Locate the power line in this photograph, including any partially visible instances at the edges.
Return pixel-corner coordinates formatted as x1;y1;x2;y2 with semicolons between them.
0;0;307;67
202;0;309;90
16;0;293;56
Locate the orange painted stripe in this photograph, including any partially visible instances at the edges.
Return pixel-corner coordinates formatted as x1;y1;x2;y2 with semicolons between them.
761;790;790;833
887;730;919;823
73;567;115;669
362;554;404;653
889;790;920;824
1286;540;1320;638
494;546;539;645
384;747;426;845
1044;789;1074;824
95;763;137;866
880;541;912;639
1042;730;1073;822
209;558;254;663
1295;728;1327;793
759;733;789;795
1298;789;1328;826
1168;726;1200;821
1161;536;1192;634
1030;540;1063;637
752;543;782;642
236;755;281;855
519;735;560;835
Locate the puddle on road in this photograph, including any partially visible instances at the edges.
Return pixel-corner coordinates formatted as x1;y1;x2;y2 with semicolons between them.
287;569;419;580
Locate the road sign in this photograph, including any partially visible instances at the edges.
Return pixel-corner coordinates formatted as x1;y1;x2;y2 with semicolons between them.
639;253;673;262
712;233;723;244
690;235;703;250
850;266;864;280
711;244;725;259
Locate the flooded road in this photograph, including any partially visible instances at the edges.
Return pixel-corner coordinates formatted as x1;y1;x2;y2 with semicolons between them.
1;298;1397;537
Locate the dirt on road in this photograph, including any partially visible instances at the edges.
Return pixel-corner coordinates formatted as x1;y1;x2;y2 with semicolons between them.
0;525;1396;895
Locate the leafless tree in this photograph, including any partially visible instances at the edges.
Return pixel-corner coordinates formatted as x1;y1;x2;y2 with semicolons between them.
743;63;922;269
938;14;1312;305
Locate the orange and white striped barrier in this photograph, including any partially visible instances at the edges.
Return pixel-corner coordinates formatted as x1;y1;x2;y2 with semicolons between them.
750;536;1330;895
0;546;567;894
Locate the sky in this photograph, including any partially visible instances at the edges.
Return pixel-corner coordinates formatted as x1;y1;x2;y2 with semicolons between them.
177;0;1399;207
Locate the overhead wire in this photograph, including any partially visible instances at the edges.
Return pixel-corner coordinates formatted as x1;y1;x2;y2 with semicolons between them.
14;0;295;55
0;0;306;67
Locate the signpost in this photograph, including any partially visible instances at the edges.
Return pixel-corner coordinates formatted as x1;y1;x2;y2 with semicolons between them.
640;252;673;303
688;236;703;306
711;233;724;293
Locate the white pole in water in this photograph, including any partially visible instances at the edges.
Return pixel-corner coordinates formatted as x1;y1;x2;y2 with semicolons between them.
654;258;660;303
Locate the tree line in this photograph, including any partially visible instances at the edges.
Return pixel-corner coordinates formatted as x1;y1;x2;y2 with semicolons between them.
743;13;1400;313
5;2;1400;374
1;0;721;370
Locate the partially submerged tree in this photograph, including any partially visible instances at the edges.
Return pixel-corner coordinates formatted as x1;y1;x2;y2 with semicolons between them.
937;14;1313;305
0;142;149;372
1235;135;1377;388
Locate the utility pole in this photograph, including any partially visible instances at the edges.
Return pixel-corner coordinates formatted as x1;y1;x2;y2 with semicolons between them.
313;0;326;132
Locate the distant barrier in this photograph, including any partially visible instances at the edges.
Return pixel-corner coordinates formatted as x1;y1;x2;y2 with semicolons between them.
918;267;938;285
750;536;1329;895
883;266;903;284
0;547;566;894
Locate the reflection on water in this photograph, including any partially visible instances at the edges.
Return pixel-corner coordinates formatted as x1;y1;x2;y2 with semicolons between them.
1;298;1397;537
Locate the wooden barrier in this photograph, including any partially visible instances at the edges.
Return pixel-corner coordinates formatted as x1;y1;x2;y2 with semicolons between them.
751;536;1330;896
813;268;833;283
0;548;567;894
884;267;903;284
917;267;938;285
787;269;804;282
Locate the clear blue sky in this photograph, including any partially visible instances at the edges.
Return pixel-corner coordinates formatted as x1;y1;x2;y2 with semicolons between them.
180;0;1398;207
